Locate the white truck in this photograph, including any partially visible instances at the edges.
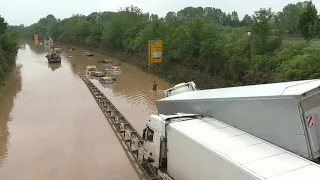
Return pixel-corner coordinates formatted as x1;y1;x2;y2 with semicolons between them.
156;79;320;162
81;75;320;180
163;82;196;97
141;113;320;180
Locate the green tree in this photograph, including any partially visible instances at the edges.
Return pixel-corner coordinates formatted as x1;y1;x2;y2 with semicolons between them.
298;1;320;41
241;14;254;26
252;8;274;51
230;11;240;27
164;12;177;23
281;2;305;34
177;7;204;21
13;4;320;89
203;7;224;24
0;16;8;34
0;16;19;85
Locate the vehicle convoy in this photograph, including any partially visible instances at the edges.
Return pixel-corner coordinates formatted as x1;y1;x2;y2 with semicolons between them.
156;79;320;162
79;75;320;180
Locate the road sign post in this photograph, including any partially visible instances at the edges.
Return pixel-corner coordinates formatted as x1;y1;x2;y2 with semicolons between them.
148;40;163;71
34;34;39;45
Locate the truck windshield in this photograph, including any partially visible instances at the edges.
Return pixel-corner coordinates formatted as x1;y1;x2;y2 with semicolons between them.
147;128;154;142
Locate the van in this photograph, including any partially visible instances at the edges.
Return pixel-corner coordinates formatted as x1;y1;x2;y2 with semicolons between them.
85;65;97;75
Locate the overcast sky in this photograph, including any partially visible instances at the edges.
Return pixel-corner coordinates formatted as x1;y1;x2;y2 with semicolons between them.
1;0;320;26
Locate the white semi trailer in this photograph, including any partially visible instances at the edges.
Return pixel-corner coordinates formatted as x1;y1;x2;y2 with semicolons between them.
142;113;320;180
81;75;320;179
156;79;320;162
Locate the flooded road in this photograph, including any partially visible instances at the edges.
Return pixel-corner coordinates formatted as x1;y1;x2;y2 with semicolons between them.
0;40;170;179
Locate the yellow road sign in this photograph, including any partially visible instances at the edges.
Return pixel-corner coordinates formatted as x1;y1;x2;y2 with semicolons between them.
34;34;39;45
148;40;163;64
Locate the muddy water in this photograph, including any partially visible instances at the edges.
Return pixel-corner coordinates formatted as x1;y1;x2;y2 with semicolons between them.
61;44;171;133
0;40;170;179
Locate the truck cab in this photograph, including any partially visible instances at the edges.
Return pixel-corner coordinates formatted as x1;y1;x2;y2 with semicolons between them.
142;115;165;168
142;113;201;169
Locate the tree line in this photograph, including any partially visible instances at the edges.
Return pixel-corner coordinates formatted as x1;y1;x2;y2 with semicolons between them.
11;1;320;88
0;16;19;85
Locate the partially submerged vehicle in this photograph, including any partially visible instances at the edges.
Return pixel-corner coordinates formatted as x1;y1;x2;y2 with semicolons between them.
82;52;93;56
99;76;116;84
91;71;105;77
45;53;61;63
101;59;114;66
44;37;53;48
54;48;61;54
85;65;97;75
106;66;122;75
101;59;113;64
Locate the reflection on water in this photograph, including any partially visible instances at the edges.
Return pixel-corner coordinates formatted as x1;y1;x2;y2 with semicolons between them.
0;64;22;167
48;63;62;71
28;42;45;54
19;43;26;50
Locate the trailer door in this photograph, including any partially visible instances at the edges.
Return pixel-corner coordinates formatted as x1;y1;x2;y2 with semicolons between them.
301;93;320;159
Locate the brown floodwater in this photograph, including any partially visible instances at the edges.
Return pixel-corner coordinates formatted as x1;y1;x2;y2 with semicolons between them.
0;40;171;180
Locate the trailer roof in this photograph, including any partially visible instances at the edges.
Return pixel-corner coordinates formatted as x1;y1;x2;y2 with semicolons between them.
170;117;320;179
160;79;320;101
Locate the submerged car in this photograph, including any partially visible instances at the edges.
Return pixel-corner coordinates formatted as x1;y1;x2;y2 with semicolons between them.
99;77;116;84
91;71;105;77
101;59;113;64
106;66;122;75
101;59;114;68
82;52;93;56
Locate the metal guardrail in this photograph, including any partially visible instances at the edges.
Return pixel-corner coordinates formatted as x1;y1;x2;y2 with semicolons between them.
79;74;159;180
